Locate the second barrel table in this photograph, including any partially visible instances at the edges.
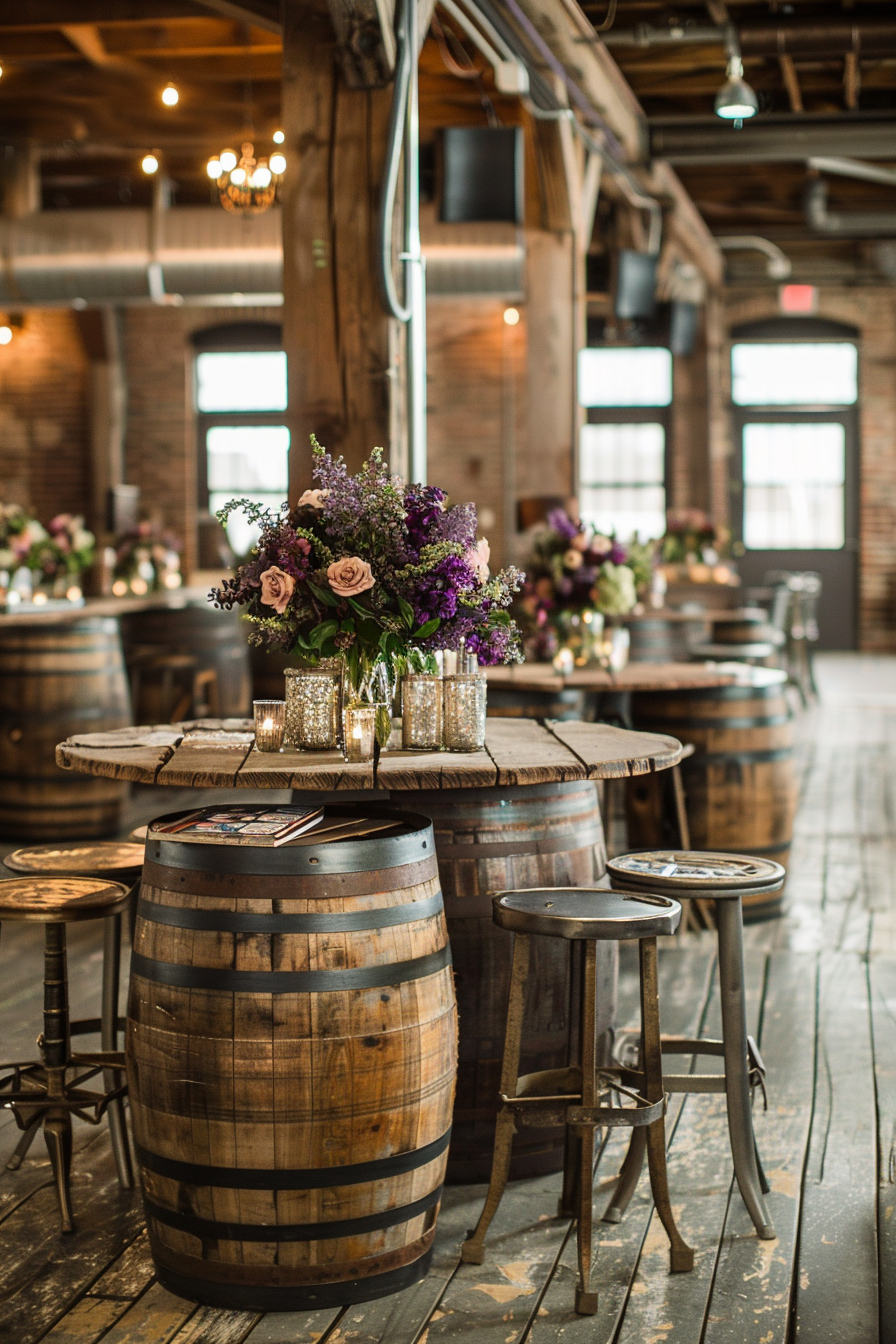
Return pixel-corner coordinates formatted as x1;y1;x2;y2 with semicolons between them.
57;717;683;1186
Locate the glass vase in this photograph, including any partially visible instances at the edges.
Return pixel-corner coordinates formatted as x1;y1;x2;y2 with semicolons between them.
443;673;487;752
402;674;443;750
284;668;341;750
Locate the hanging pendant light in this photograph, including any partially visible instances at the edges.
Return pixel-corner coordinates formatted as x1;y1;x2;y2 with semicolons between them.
715;55;759;122
207;141;283;215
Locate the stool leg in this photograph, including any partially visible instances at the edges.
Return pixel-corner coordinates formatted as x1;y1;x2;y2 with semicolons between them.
102;914;133;1190
671;765;691;851
715;899;775;1239
462;933;531;1265
640;937;694;1273
559;941;583;1219
602;1126;646;1225
5;1115;42;1171
42;923;74;1232
575;940;599;1316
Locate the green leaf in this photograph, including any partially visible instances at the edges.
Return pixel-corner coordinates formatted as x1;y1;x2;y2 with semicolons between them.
308;580;340;608
347;596;370;618
412;618;440;640
397;595;415;629
340;618;356;634
491;610;512;626
308;619;338;649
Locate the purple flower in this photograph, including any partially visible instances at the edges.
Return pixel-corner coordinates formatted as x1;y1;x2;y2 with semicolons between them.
609;542;627;565
546;508;580;543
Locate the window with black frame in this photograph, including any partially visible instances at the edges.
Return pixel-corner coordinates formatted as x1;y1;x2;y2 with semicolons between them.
577;346;671;541
195;326;289;556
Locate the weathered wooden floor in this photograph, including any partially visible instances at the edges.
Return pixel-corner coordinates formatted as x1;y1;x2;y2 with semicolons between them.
2;653;894;1344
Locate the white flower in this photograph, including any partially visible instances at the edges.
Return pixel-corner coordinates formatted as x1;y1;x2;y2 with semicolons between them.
297;488;330;510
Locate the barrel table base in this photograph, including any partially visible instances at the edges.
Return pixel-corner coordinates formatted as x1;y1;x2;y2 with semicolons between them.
414;781;611;1184
0;619;132;839
630;673;796;922
128;808;456;1310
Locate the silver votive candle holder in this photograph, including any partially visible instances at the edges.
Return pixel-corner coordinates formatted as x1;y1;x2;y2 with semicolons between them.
284;668;341;750
402;674;443;751
443;672;487;752
343;703;377;763
253;699;286;752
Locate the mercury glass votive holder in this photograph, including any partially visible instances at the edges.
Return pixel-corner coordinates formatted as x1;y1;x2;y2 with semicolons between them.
402;674;443;751
253;699;286;752
343;703;377;763
284;668;341;750
443;673;487;752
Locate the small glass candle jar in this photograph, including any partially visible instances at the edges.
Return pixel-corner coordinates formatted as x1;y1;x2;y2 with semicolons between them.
343;703;377;763
402;674;443;751
253;699;285;752
443;673;487;752
284;668;341;750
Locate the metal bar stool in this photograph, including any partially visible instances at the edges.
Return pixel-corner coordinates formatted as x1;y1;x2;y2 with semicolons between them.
461;886;694;1316
603;850;784;1241
0;876;133;1230
2;842;144;1182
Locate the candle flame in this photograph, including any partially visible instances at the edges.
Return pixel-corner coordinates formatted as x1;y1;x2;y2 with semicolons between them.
262;717;274;730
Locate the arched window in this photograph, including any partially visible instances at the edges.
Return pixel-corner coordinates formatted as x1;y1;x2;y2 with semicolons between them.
193;322;288;555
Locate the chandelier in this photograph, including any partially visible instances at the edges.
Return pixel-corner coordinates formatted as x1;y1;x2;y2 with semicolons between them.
207;141;286;216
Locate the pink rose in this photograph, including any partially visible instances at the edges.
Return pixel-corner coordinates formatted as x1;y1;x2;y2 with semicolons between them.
563;548;584;571
259;565;296;614
327;556;375;598
297;489;329;510
570;530;591;552
467;537;490;581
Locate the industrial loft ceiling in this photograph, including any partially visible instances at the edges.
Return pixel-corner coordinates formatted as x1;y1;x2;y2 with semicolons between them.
0;0;894;286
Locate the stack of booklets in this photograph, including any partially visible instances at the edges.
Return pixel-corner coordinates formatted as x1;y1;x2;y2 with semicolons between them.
150;806;401;848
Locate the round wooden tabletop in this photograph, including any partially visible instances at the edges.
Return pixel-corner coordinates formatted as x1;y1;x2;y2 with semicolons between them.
55;717;683;792
486;661;741;694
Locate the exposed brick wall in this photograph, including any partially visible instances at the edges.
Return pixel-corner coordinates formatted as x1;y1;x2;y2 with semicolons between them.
722;288;896;652
0;310;90;524
122;304;282;575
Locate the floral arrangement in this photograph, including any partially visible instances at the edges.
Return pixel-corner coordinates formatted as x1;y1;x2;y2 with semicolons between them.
209;437;523;696
112;521;182;595
660;508;730;566
518;507;651;629
0;505;94;586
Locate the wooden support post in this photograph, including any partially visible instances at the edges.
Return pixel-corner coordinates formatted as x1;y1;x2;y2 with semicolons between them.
73;308;127;546
281;1;399;494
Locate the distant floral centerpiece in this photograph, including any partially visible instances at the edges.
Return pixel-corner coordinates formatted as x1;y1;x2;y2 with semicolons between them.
112;521;183;595
659;508;735;585
0;505;94;595
209;437;523;697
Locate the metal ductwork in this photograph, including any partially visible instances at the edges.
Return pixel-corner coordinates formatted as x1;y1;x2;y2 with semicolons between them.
0;206;283;307
423;244;524;298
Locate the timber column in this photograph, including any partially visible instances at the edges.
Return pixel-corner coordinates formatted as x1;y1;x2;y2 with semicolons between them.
281;1;398;492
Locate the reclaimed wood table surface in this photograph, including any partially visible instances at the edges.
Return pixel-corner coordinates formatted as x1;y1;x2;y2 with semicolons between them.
55;715;683;791
485;660;740;694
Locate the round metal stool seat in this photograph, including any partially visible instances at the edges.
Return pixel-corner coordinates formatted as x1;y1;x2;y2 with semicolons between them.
4;842;144;883
494;888;681;941
607;850;784;900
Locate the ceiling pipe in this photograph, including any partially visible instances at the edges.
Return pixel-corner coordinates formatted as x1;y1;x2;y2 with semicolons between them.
716;235;791;279
805;179;896;237
604;19;896;56
808;157;896;189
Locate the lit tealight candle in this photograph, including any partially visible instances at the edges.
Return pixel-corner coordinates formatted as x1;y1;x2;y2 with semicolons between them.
343;704;376;763
32;591;48;605
112;579;128;597
253;700;285;752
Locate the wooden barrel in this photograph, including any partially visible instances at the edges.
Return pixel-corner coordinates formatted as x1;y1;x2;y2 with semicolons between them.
629;669;795;921
486;687;587;720
625;615;707;663
128;808;457;1311
413;781;610;1183
0;619;132;839
120;604;251;720
711;609;775;645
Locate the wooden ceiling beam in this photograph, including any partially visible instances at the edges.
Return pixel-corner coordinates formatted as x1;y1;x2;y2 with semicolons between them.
187;0;280;32
0;2;212;28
